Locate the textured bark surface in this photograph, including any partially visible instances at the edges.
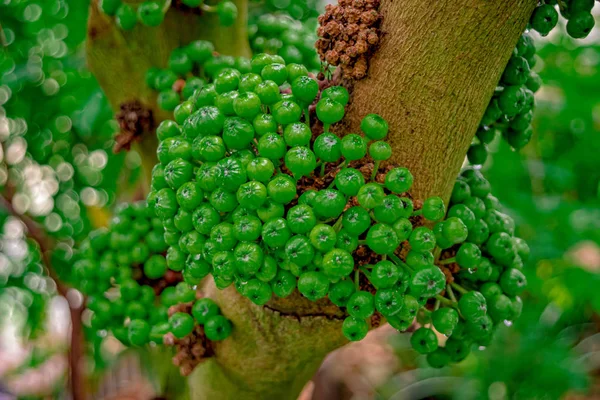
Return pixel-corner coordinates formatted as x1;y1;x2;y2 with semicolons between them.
341;0;537;202
189;281;347;400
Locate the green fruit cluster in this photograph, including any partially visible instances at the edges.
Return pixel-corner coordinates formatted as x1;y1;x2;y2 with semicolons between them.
252;0;322;21
145;49;529;364
99;0;168;30
413;168;529;368
99;0;239;31
530;0;595;38
474;0;597;166
248;14;321;71
74;201;231;346
471;33;540;165
145;40;254;113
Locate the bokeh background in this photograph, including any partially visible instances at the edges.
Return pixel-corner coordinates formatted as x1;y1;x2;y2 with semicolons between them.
1;0;599;399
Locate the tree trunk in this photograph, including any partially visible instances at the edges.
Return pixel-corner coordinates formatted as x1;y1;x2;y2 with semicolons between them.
87;0;536;399
188;281;347;400
342;0;537;201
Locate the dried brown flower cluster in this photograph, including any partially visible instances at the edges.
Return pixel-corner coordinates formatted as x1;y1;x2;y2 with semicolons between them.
114;100;154;153
316;0;382;79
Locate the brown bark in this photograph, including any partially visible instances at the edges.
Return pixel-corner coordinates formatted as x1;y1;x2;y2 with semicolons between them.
342;0;537;202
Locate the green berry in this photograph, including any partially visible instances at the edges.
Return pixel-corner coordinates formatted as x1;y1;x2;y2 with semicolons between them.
357;183;385;209
245;279;272;305
204;315;232;340
427;348;451;368
347;291;375;319
137;1;165;27
566;11;595;39
313;189;347;218
328;280;356;307
370;260;400;289
409;266;445;298
410;327;438;354
272;100;302;125
342;316;368;341
217;1;238;26
340;134;367;161
322;248;354;277
313;133;342;162
458;291;487;321
369;141;392;161
169;312;195;339
335;168;365;196
374;289;403;316
128;319;151;346
342;206;371;236
116;4;137;30
499;268;527;296
291;76;319;104
283;123;312;147
285;146;317;177
432;308;459;336
261;63;288;86
316;98;345;125
361;113;388;140
366;223;400;255
298;271;330;301
385;167;413;194
262;218;291;248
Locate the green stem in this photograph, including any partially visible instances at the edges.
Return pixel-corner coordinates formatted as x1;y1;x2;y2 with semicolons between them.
388;253;413;272
332;215;344;232
354;268;360;290
434;299;441;311
305;107;310;123
359;266;371;279
371;160;380;181
435;295;455;308
433;246;442;260
320;162;326;177
450;282;468;295
412;209;422;217
324;123;330;133
446;284;458;303
438;256;456;265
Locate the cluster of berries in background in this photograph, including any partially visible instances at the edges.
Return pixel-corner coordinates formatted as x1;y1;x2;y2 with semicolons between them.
136;41;531;368
470;0;596;166
74;201;232;347
470;33;540;165
411;169;529;367
146;40;254;113
252;0;323;21
248;14;321;71
530;0;595;39
98;0;238;31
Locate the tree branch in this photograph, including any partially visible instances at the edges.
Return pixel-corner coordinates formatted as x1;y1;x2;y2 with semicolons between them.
0;188;87;400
